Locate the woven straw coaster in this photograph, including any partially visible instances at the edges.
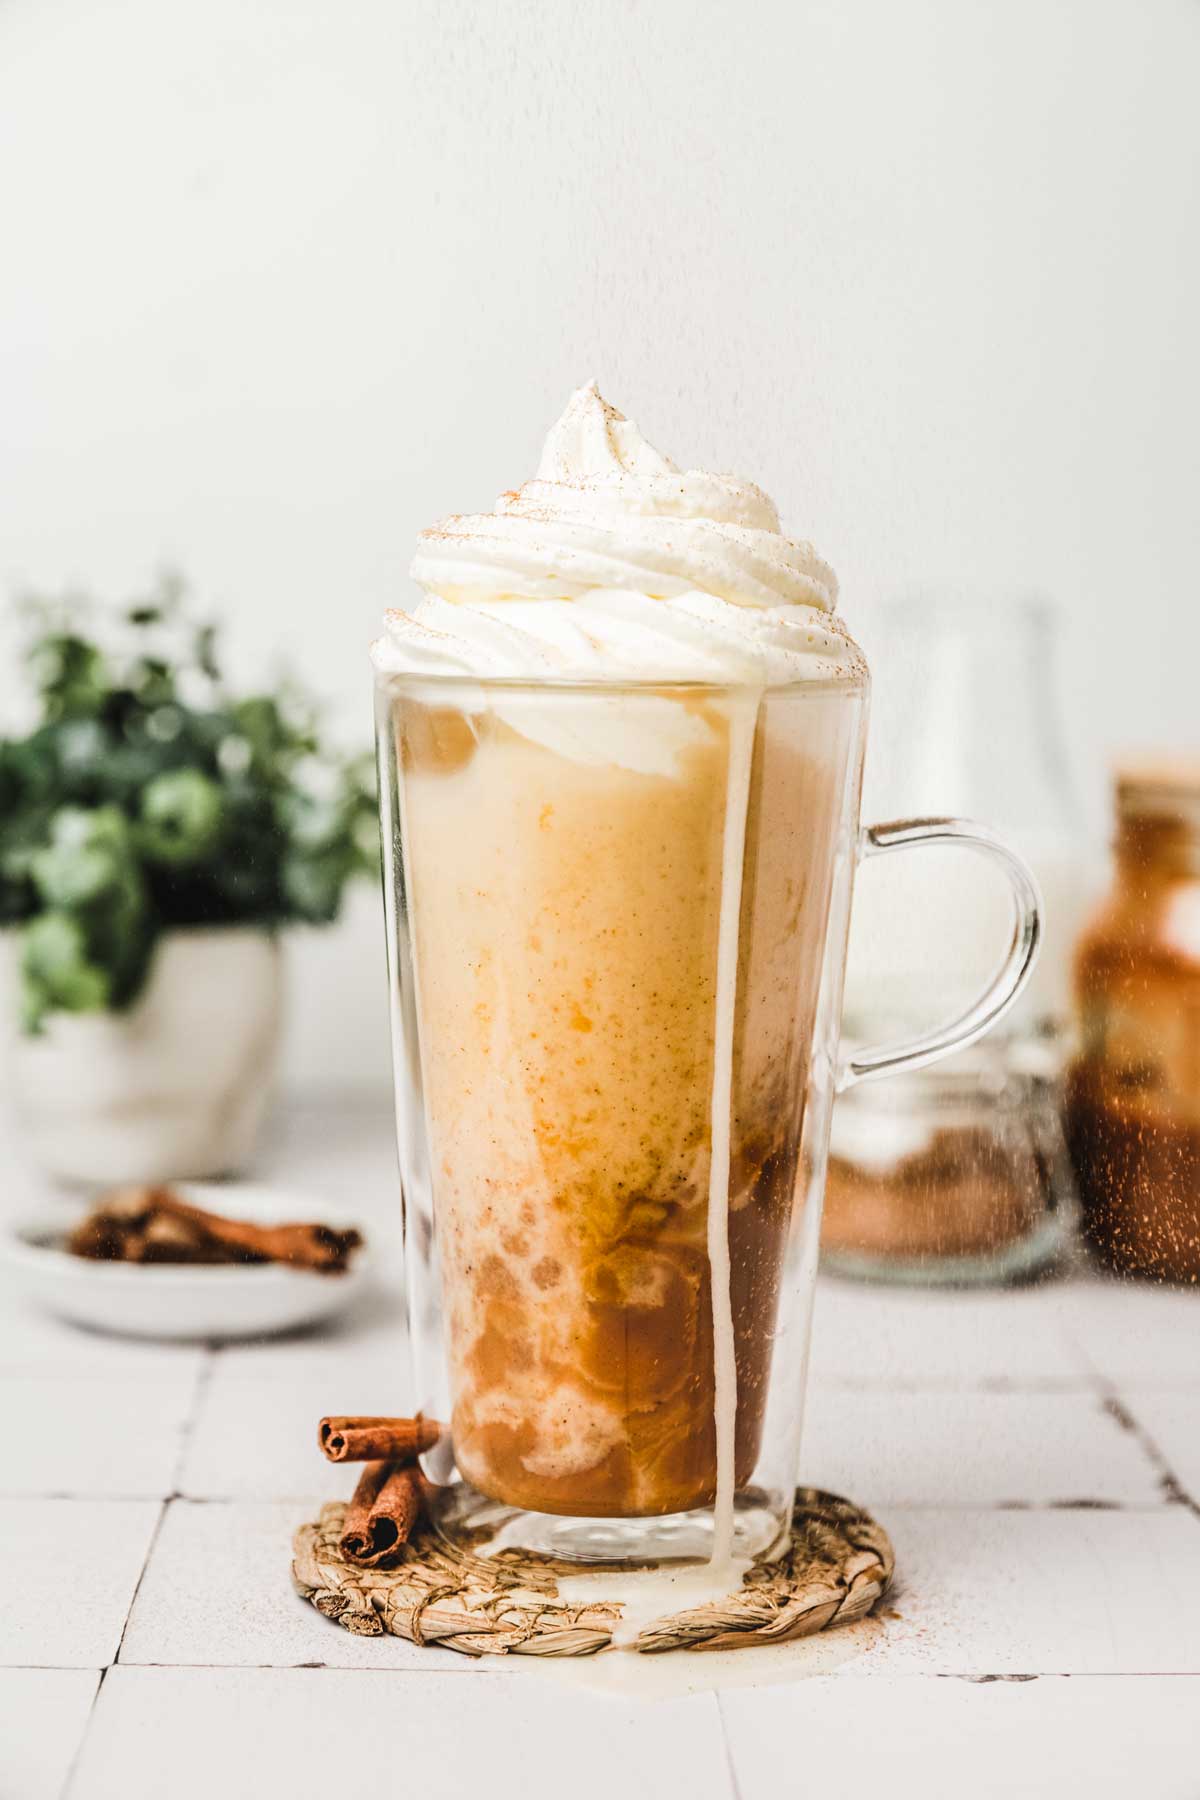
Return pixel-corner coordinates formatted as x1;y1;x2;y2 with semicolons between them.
292;1488;894;1658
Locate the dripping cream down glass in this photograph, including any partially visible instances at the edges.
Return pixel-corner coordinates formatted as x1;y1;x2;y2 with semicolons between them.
375;666;1040;1570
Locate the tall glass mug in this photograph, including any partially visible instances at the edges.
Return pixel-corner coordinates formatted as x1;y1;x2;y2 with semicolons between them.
375;669;1039;1568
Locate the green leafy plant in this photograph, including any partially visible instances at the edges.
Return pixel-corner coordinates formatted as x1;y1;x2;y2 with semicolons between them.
1;573;378;1031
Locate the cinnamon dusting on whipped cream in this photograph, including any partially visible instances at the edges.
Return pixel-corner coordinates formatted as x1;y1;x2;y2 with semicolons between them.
373;382;863;686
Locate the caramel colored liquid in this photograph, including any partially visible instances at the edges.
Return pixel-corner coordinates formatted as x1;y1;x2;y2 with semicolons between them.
398;689;852;1517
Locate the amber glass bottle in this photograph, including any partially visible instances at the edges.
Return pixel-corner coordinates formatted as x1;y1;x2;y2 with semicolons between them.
1065;763;1200;1281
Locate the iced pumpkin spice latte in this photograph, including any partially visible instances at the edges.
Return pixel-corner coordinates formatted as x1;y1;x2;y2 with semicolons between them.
374;384;866;1554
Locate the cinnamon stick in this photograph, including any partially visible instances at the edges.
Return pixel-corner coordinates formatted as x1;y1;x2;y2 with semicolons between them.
319;1416;441;1464
154;1191;361;1271
339;1461;424;1566
67;1185;363;1274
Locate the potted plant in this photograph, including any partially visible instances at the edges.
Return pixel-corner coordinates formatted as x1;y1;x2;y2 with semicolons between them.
0;574;377;1184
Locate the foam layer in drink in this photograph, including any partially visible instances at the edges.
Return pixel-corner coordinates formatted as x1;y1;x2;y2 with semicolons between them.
396;685;855;1518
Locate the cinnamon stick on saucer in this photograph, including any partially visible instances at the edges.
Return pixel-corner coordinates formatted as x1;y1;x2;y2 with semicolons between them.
67;1186;363;1274
162;1194;361;1272
319;1416;440;1464
340;1462;424;1566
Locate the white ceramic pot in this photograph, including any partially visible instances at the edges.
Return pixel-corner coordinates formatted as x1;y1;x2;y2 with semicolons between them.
0;928;283;1185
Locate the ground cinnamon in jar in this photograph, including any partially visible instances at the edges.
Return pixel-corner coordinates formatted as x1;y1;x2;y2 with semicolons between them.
819;1052;1066;1283
1065;760;1200;1282
823;1124;1044;1261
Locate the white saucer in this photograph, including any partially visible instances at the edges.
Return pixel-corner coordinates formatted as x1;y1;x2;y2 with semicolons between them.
0;1181;373;1341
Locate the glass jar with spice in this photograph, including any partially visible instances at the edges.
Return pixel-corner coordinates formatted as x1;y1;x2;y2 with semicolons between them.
822;592;1085;1285
1066;760;1200;1282
821;1045;1071;1285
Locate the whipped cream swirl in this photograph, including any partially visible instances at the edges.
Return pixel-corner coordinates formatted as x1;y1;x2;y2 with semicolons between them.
374;382;863;686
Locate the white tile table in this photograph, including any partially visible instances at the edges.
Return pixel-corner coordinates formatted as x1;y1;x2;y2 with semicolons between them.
0;1100;1197;1800
799;1387;1166;1508
120;1499;471;1673
721;1675;1200;1800
0;1369;201;1500
0;1499;162;1668
0;1670;101;1800
178;1367;409;1502
69;1667;735;1800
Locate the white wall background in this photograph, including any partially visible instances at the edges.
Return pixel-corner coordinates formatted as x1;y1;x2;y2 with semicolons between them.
2;0;1197;1095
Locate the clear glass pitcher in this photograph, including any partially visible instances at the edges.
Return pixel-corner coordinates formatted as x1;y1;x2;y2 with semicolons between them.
375;669;1039;1568
827;593;1087;1287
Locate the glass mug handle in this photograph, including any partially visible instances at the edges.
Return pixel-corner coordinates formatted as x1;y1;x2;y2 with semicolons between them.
839;817;1043;1091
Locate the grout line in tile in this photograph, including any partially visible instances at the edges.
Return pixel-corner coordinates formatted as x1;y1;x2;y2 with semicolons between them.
1104;1391;1200;1518
934;1666;1200;1679
110;1499;168;1669
144;1495;1188;1515
869;1501;1188;1514
88;1650;1142;1684
1053;1321;1120;1396
1;1491;193;1503
82;1346;222;1675
59;1667;106;1800
16;1659;1200;1678
715;1693;746;1800
170;1346;217;1485
85;1657;482;1673
810;1378;1102;1394
0;1663;116;1673
994;1360;1189;1513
